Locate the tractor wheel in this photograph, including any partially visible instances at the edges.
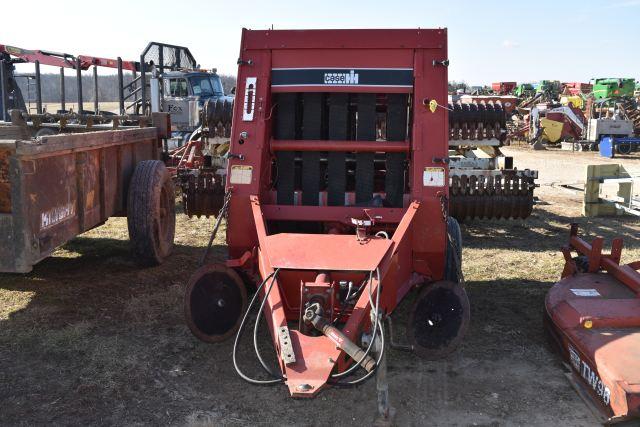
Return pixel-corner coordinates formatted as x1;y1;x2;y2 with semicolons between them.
35;128;57;138
617;143;632;155
127;160;175;266
184;263;248;343
222;99;233;124
407;280;470;360
444;216;462;283
214;98;224;123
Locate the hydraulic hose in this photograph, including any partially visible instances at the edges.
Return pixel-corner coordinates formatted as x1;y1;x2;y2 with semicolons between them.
232;269;284;385
254;269;283;378
331;268;382;379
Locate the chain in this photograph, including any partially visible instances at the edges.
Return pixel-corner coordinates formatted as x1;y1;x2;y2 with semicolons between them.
437;191;448;223
200;190;233;266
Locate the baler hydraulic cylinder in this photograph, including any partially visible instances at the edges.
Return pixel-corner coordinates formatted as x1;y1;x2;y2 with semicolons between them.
304;306;376;372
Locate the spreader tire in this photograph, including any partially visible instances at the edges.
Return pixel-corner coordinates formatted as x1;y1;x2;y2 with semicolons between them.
407;280;470;360
444;216;462;283
127;160;175;266
184;263;248;343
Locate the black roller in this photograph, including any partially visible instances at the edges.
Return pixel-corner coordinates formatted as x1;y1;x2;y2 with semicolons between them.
301;93;323;206
355;94;376;205
274;93;297;205
327;93;349;206
385;93;408;207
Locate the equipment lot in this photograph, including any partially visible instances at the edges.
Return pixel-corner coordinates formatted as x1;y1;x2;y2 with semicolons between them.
1;148;638;426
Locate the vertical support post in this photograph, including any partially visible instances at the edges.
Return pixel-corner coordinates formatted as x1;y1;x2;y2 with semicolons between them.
76;58;83;114
140;55;146;115
93;65;99;114
35;60;42;114
117;57;124;115
59;67;66;112
158;46;164;73
0;59;8;121
374;322;394;425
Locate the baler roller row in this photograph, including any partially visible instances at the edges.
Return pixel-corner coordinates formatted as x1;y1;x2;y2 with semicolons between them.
449;174;535;220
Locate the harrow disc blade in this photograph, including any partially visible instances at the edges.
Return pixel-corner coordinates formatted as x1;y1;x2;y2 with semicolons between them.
449;174;535;221
180;171;225;218
407;280;470;360
184;264;248;343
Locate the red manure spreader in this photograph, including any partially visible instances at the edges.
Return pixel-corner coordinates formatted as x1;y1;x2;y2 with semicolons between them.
184;28;469;418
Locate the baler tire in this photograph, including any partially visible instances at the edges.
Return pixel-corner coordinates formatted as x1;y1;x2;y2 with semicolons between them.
184;263;248;343
444;216;462;283
407;280;470;360
127;160;176;266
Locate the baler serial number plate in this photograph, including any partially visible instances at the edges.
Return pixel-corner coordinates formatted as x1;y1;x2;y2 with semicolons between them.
423;167;445;187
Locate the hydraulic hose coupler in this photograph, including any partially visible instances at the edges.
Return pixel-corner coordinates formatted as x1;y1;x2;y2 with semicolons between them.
303;306;376;372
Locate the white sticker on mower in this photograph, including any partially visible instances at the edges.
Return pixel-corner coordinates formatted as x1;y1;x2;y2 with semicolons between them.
568;345;611;406
570;288;600;297
40;202;75;230
423;167;445;187
229;165;253;184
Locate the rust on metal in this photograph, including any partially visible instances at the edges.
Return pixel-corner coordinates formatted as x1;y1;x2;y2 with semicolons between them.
0;127;164;272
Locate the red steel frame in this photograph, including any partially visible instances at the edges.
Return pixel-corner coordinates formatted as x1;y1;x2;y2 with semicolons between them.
223;28;449;396
561;224;640;295
0;44;137;71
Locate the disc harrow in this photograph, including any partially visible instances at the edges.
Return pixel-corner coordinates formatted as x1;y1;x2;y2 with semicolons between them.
449;173;536;220
179;169;225;218
448;101;506;142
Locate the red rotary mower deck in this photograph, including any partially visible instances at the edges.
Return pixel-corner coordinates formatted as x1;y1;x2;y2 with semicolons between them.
185;28;469;404
545;224;640;423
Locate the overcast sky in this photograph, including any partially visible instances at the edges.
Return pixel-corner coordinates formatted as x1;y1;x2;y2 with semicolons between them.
5;0;640;85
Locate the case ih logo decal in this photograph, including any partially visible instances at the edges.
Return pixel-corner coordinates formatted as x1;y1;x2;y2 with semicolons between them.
271;68;413;88
568;345;611;406
324;70;359;85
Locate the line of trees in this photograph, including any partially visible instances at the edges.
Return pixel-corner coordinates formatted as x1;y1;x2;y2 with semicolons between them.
15;73;237;103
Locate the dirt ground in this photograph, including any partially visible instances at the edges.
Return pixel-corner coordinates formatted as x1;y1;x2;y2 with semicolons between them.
1;148;639;426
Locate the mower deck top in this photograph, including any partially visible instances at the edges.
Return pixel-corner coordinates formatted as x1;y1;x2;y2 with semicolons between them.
264;233;393;271
546;271;640;420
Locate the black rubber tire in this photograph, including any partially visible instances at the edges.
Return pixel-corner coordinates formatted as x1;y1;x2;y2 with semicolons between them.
214;98;224;123
184;263;248;343
617;143;632;155
444;216;462;283
127;160;175;266
222;99;233;124
407;280;470;360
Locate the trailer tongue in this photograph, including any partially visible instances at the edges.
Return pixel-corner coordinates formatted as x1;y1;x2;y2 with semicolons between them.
184;28;470;407
546;224;640;422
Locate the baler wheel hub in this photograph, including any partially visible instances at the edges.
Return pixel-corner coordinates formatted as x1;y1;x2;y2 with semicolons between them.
407;281;470;360
184;264;248;343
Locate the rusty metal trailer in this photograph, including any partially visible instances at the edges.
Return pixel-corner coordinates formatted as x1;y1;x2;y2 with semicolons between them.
0;114;175;273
